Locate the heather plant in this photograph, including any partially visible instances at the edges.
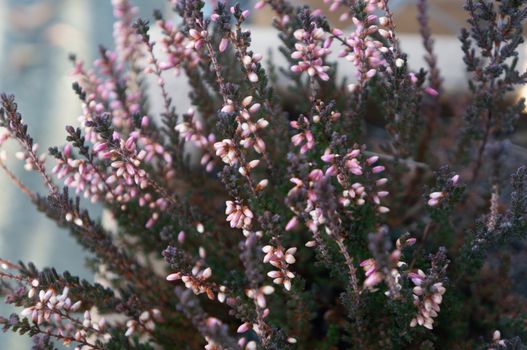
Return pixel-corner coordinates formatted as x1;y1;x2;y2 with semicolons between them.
0;0;526;349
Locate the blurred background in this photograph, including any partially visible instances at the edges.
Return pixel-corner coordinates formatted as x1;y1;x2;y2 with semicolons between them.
0;1;168;347
0;0;517;348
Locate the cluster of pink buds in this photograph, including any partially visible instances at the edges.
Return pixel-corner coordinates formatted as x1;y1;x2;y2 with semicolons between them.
221;96;268;153
241;53;263;83
93;50;141;128
214;96;269;200
360;236;416;294
203;317;228;350
291;26;331;81
156;18;199;75
323;0;352;21
427;191;445;207
262;245;297;291
428;174;460;207
321;147;389;213
103;133;170;227
175;109;217;171
136;120;174;168
237;322;266;344
489;330;507;349
125;308;162;337
360;258;383;289
409;270;446;329
64;211;85;228
71;47;142;134
245;285;275;308
214;7;247;54
291;116;315;154
21;286;82;324
187;29;208;50
52;144;107;203
70;70;106;143
238;159;260;178
214;139;238;165
167;267;215;300
334;2;391;88
74;310;112;346
108;157;146;190
53;115;173;227
111;0;142;65
322;148;362;176
238;321;298;349
21;284;113;347
287;169;326;237
15;143;46;172
226;200;254;229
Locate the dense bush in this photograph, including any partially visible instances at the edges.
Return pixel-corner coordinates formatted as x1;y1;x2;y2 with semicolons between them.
0;0;526;349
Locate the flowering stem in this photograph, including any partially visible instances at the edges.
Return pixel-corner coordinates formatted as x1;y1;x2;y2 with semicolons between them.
0;160;36;201
140;30;174;119
335;237;360;299
0;95;58;194
229;37;275;170
204;41;229;105
0;271;27;283
471;106;492;183
408;222;432;270
34;325;102;350
363;151;429;170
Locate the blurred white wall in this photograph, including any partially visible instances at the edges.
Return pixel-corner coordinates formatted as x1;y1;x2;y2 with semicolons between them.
0;1;167;348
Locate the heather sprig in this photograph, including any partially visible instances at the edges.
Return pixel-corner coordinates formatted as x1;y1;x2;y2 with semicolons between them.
457;0;527;180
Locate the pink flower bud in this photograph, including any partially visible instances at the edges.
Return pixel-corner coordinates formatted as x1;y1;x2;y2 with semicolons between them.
255;0;265;9
366;156;379;165
332;28;343;36
248;72;259;82
178;231;185;244
141;116;150;128
64;143;72;157
286;216;299;231
237;322;251;333
93;143;107;153
425;87;439;97
366;69;377;78
219;38;229;53
372;165;385;173
166;273;181;281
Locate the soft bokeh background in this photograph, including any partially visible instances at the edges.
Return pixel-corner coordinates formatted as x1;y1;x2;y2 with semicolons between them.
0;1;170;347
0;0;509;348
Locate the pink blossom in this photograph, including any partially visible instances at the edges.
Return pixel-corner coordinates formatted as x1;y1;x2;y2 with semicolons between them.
409;271;446;330
262;245;297;291
214;139;238;165
290;27;331;81
291;116;315;153
226;200;253;229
